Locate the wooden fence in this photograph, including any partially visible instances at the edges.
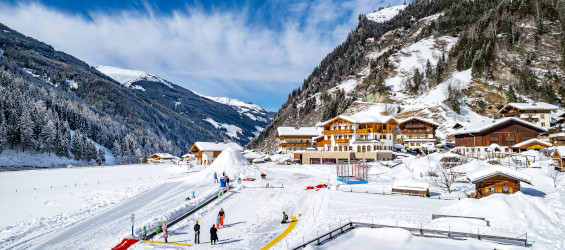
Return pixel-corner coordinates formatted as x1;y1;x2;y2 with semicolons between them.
292;221;528;249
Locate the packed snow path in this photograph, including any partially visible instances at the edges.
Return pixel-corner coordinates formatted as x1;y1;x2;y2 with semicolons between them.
17;181;185;249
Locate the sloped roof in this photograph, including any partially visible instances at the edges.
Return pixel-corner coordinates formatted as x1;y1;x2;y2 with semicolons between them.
553;146;565;158
276;127;319;137
317;113;397;127
498;102;558;113
550;133;565;139
450;117;547;136
393;180;430;191
192;142;243;152
151;153;176;159
398;117;439;127
512;138;552;148
466;166;532;184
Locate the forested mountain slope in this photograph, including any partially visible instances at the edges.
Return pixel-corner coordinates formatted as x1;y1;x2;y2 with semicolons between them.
250;0;565;152
0;23;269;166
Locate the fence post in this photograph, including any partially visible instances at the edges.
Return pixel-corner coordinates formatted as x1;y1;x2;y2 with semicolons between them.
420;223;423;236
477;228;480;240
448;226;451;238
525;233;527;247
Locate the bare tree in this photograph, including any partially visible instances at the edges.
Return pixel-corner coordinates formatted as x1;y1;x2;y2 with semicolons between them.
404;161;415;180
546;168;563;189
428;166;463;193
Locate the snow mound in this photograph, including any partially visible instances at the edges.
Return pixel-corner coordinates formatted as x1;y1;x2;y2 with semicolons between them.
440;192;563;232
207;147;261;178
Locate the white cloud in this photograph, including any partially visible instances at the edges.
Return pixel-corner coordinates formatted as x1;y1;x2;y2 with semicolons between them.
0;0;406;109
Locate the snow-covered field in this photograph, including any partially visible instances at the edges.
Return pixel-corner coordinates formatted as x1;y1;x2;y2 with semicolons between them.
1;150;565;249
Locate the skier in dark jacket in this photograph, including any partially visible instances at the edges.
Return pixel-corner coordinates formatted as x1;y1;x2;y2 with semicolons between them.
281;212;289;224
210;224;218;245
194;221;200;244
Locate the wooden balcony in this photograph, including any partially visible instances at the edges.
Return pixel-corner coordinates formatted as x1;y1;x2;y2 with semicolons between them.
356;128;375;134
324;129;353;135
279;142;311;147
317;140;331;147
335;139;349;144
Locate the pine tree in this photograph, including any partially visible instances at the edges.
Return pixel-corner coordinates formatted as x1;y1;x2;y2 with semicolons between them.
97;148;106;165
43;119;56;156
19;109;35;152
506;85;518;103
0;117;7;153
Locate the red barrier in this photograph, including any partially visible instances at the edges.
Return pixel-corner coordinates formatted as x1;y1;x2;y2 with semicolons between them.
306;186;314;190
315;184;326;189
112;239;139;250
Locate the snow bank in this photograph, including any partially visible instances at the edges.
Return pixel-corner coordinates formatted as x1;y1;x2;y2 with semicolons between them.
393;180;430;191
206;147;262;178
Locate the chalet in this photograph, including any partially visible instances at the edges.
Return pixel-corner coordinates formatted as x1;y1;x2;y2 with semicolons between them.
391;180;430;197
397;117;438;149
149;153;177;163
511;138;551;153
189;142;243;165
550;133;565;146
300;113;397;164
467;166;532;198
551;146;565;171
498;102;558;128
182;153;195;162
275;127;319;154
451;118;547;159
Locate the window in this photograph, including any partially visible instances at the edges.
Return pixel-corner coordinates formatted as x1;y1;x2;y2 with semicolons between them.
357;146;361;152
490;136;498;142
349;146;353;151
541;122;545;127
506;136;515;142
502;187;509;193
310;158;320;164
489;187;495;193
322;158;336;164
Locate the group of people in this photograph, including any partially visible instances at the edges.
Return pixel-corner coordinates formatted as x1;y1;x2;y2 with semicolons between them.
193;208;225;245
214;171;230;185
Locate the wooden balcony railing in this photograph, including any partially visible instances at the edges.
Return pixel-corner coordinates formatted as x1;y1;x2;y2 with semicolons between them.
324;129;353;135
317;140;331;147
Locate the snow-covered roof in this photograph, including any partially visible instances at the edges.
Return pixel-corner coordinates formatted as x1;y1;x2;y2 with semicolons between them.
399;117;439;127
403;139;436;142
550;133;565;139
317;113;397;127
450;118;547;136
498;102;558;113
392;180;430;191
512;138;552;148
182;153;195;158
553;146;565;158
151;153;176;159
243;152;263;160
466;166;532;184
192;142;243;152
276;127;319;137
366;5;407;23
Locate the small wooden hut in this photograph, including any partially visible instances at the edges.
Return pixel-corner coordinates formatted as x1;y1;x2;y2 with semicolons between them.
391;180;430;197
467;166;532;198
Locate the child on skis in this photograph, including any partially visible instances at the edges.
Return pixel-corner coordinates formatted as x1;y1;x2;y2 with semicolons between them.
192;190;195;198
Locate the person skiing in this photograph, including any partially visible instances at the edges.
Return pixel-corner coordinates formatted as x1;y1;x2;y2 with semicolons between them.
194;221;200;244
218;208;225;227
238;177;242;184
210;224;218;245
218;190;223;199
156;225;162;234
142;226;147;239
216;216;220;229
192;190;196;198
214;172;218;183
281;212;289;224
225;176;230;186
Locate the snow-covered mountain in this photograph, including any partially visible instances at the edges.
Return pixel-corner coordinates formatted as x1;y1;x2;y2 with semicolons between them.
96;65;272;143
250;1;565;152
95;65;173;91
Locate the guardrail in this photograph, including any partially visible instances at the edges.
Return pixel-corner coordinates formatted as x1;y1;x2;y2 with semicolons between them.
292;223;353;249
145;185;229;239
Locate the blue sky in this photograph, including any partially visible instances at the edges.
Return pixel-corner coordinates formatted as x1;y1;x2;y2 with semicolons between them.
0;0;407;111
